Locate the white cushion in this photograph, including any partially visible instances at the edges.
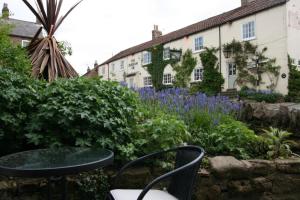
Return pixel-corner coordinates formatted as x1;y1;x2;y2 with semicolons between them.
110;189;178;200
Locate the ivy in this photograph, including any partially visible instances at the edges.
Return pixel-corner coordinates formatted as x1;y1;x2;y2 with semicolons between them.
288;55;300;102
223;40;280;91
199;47;224;95
173;49;197;87
144;45;179;90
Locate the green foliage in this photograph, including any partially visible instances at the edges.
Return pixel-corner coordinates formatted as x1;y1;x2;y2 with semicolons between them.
199;47;224;95
263;127;294;159
223;40;280;90
58;41;73;56
0;21;31;74
288;55;300;102
145;45;179;90
191;116;264;159
76;169;109;200
25;78;139;160
0;68;44;156
134;109;191;155
173;49;197;87
238;86;284;103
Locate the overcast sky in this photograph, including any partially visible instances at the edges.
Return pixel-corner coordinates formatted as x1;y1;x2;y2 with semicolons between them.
1;0;241;75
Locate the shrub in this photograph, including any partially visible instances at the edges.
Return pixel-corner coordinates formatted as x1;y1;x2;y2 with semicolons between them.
288;55;300;102
134;111;191;155
25;78;139;160
238;87;284;103
0;21;31;74
191;117;265;159
199;48;224;95
0;68;44;156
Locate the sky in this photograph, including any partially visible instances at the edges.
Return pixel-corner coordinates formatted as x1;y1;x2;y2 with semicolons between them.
1;0;241;75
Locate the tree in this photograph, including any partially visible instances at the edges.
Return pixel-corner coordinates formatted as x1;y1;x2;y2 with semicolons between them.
22;0;82;82
0;19;31;74
199;47;224;95
173;49;197;88
288;55;300;102
58;41;73;56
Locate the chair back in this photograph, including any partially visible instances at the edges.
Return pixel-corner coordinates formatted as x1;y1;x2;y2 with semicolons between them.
167;146;204;200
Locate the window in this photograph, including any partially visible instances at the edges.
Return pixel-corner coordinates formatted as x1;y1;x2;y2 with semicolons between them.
229;63;237;76
120;60;125;70
194;37;203;51
163;74;173;85
194;68;204;81
143;51;152;65
21;40;30;48
111;64;115;72
163;48;170;60
143;76;152;87
102;66;105;75
242;21;255;41
128;78;134;88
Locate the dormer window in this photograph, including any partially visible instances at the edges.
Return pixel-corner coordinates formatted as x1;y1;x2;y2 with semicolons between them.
21;40;30;48
163;48;170;60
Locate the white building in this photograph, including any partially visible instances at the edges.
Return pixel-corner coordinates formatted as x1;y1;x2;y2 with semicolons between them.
87;0;300;95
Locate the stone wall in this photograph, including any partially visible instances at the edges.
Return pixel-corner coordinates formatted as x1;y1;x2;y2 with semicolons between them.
240;101;300;136
196;156;300;200
1;157;300;200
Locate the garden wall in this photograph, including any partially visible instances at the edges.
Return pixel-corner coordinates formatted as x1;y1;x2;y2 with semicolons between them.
240;101;300;136
1;156;300;200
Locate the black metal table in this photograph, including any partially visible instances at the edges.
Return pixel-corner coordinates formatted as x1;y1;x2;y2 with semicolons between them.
0;147;114;200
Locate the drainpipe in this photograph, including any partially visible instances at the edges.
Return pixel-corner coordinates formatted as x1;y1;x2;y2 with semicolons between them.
107;64;110;80
218;25;222;73
218;25;222;93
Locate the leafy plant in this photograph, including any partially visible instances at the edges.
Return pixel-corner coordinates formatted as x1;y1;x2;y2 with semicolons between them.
134;112;191;155
173;49;197;88
25;77;139;161
223;40;280;91
199;47;224;95
287;55;300;102
192;117;264;159
58;41;73;56
76;169;110;200
263;127;294;159
0;68;44;156
238;86;284;103
144;45;180;90
0;20;31;75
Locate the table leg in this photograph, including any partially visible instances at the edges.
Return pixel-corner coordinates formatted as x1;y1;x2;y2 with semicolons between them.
47;178;52;200
62;176;68;200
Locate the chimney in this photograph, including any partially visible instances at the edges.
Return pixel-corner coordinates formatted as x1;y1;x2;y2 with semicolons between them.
241;0;256;6
2;3;9;19
152;25;162;40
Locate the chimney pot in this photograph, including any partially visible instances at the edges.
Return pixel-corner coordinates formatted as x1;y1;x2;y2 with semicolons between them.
241;0;256;6
152;25;162;40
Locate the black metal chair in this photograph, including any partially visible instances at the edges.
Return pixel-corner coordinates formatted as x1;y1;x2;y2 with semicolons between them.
107;145;205;200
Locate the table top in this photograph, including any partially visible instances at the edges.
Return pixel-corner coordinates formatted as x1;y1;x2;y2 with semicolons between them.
0;147;114;178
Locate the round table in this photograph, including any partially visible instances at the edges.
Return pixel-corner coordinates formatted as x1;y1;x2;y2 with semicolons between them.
0;147;114;200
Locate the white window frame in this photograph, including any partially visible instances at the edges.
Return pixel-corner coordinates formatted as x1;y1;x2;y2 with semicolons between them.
194;36;204;52
142;51;152;65
143;76;152;87
21;40;30;48
120;60;125;70
242;21;256;41
163;48;170;60
163;74;173;85
194;68;204;82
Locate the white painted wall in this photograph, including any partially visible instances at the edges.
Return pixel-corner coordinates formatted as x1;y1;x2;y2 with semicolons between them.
99;3;292;94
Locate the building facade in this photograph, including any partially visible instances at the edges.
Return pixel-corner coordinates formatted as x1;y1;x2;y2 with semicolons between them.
90;0;300;95
1;3;42;47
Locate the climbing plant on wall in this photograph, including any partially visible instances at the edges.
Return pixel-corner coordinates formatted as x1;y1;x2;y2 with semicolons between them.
223;40;280;91
173;49;197;88
144;45;180;90
288;55;300;102
199;47;224;95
